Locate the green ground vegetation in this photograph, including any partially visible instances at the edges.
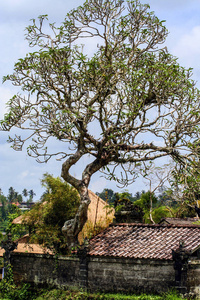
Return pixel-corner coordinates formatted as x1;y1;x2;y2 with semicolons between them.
32;289;192;300
0;287;194;300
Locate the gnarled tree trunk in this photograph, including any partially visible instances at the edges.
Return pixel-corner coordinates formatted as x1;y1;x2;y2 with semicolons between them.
62;185;90;249
61;148;108;250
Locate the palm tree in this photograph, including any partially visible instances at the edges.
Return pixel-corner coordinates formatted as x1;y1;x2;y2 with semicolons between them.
28;189;36;202
8;187;15;203
22;189;28;201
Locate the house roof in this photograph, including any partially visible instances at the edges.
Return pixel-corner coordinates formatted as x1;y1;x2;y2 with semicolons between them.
0;243;52;257
12;190;114;227
12;215;24;224
159;217;199;225
87;190;114;224
13;243;53;255
89;223;200;260
0;234;53;257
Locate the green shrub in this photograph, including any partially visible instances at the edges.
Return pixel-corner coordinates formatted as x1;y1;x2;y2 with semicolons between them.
0;265;31;300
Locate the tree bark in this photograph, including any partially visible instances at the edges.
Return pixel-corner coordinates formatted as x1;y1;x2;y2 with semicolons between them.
61;153;109;250
62;185;90;250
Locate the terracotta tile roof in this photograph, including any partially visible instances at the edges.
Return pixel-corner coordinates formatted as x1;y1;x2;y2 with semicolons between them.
89;223;200;260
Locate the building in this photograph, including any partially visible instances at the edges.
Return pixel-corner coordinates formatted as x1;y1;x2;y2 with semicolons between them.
4;190;114;255
6;222;200;297
88;222;200;295
4;201;200;297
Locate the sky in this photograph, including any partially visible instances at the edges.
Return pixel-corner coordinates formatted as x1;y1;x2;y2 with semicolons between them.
0;0;200;200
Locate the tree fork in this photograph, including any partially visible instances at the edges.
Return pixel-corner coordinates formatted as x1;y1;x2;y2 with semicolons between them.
61;155;109;249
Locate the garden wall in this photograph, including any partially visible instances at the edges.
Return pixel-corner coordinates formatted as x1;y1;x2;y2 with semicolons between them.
88;256;174;293
10;252;80;288
10;252;175;293
187;259;200;296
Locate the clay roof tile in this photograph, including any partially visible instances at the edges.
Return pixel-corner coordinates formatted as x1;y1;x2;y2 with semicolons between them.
89;223;200;260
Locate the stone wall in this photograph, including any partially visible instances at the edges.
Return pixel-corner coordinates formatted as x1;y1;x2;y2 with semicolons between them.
11;252;80;288
88;256;175;293
10;251;200;297
10;252;175;293
187;259;200;296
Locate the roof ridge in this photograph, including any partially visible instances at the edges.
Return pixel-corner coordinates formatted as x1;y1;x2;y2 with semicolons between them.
111;222;200;228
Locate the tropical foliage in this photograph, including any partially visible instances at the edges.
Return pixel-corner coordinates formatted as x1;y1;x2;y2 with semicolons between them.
23;174;80;254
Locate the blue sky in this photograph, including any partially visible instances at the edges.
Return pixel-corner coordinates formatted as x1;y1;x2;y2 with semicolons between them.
0;0;200;200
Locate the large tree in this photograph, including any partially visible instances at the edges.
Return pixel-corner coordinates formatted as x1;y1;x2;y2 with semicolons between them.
1;0;200;249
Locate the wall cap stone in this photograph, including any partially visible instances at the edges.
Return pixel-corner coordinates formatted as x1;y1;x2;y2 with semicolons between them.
11;251;79;261
89;256;173;265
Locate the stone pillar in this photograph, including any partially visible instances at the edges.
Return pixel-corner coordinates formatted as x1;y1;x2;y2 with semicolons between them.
78;240;89;289
1;233;18;278
172;241;190;295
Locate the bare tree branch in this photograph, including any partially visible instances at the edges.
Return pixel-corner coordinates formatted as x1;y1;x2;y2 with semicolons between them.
1;0;200;249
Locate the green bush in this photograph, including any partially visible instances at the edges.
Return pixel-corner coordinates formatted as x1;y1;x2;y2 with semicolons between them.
0;265;31;300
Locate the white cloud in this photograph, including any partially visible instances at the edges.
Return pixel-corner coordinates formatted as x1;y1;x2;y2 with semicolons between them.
172;26;200;68
19;170;29;180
